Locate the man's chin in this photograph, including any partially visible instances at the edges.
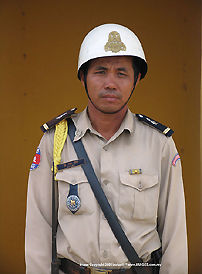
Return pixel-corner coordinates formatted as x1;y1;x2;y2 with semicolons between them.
96;105;125;114
88;99;128;115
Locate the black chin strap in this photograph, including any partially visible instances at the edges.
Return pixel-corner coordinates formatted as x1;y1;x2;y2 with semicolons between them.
83;72;139;114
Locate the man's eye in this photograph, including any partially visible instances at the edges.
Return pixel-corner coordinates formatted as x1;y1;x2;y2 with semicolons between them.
118;72;127;76
95;71;105;74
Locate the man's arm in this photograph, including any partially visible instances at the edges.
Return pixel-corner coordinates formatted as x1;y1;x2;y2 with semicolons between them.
158;137;188;274
25;132;54;274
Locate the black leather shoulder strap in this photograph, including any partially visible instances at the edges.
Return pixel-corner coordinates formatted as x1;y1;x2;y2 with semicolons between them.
68;118;147;274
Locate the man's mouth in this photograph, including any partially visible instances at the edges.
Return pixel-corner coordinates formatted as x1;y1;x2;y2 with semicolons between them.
100;91;121;100
102;94;119;99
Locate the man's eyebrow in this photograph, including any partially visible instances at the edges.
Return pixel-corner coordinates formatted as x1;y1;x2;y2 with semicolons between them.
94;66;128;72
94;66;107;70
117;67;128;72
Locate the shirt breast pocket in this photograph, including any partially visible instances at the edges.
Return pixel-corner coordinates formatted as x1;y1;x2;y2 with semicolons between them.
119;173;159;220
56;167;94;216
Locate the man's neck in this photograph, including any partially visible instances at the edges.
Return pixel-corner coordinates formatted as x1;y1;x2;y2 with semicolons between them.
87;103;128;140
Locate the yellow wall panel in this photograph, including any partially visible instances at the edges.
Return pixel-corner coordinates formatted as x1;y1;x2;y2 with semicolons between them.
0;0;201;273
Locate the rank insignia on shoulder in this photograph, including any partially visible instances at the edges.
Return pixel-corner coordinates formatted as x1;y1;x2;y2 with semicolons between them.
40;108;77;132
136;114;174;137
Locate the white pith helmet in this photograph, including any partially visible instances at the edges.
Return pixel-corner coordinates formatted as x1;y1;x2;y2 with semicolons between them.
78;23;147;80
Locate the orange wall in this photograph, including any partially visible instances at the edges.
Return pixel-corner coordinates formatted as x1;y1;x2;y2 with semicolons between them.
0;0;201;273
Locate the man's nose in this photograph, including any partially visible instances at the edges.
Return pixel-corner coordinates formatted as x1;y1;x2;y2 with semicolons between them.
104;74;117;90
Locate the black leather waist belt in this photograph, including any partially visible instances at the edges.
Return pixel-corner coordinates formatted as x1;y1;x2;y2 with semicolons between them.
59;258;153;274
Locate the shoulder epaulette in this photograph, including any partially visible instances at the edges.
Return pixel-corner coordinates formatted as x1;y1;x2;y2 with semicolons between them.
40;108;77;132
136;114;174;137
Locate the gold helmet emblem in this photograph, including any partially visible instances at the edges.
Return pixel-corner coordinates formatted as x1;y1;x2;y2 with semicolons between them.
104;31;126;53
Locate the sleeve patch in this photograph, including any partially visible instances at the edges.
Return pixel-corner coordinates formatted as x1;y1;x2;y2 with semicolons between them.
30;148;41;170
172;153;180;166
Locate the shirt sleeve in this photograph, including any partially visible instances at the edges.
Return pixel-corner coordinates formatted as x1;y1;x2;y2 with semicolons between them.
25;131;54;274
158;137;188;274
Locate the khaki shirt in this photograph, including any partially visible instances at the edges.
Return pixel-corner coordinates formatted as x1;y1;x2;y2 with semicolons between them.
25;108;188;274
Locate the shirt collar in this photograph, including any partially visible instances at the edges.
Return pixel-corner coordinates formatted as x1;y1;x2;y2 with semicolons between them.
72;107;135;142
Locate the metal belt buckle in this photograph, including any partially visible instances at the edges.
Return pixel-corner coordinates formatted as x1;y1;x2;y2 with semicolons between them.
89;267;112;274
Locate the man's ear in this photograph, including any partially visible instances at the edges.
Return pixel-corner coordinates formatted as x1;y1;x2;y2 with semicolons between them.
136;73;141;85
80;71;85;87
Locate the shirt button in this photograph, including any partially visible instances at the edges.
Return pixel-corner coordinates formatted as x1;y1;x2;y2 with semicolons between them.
75;130;81;136
103;250;108;258
103;146;108;151
103;180;109;185
138;182;143;190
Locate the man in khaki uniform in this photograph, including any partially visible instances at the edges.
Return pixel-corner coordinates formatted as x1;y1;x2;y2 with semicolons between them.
25;24;188;274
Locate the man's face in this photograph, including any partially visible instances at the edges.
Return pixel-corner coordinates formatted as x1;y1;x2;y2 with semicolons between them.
81;56;135;114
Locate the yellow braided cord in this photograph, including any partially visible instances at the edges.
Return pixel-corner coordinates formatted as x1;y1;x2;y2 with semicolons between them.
52;119;68;177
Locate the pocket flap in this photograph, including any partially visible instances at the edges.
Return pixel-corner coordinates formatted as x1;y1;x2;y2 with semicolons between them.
56;167;88;185
120;172;158;191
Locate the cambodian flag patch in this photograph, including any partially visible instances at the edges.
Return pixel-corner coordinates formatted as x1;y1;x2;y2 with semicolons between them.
30;147;41;170
172;153;180;166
